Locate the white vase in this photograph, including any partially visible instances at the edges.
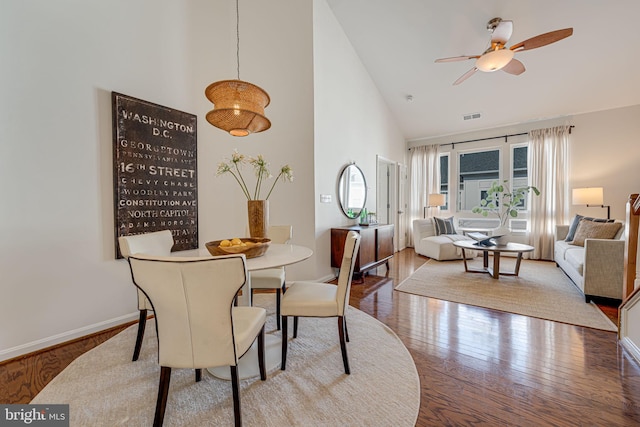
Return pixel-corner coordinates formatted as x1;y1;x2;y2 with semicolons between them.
492;226;511;245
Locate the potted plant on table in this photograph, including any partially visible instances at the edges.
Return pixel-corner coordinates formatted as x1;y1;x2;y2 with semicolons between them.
217;150;294;238
471;179;540;242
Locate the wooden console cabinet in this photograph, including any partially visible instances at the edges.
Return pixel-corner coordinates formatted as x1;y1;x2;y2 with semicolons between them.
331;224;394;276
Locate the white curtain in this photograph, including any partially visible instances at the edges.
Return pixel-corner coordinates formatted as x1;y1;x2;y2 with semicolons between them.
408;145;439;246
527;125;571;260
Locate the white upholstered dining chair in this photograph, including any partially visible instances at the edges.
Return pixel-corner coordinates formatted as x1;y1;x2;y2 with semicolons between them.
249;225;293;330
127;254;266;427
280;230;361;374
118;230;174;361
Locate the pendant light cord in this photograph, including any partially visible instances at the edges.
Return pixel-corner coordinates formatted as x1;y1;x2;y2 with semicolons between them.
236;0;240;80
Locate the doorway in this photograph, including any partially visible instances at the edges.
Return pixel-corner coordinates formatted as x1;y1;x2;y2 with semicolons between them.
377;156;405;252
397;163;407;250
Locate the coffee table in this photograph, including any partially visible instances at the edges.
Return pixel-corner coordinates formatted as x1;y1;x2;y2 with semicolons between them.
453;240;534;279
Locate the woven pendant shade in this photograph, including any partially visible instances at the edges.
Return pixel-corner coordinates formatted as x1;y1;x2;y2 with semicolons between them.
205;79;271;137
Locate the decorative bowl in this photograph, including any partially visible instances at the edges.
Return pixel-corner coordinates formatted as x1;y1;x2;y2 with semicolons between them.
205;238;271;259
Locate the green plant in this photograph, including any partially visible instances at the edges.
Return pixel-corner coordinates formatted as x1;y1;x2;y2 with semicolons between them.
216;150;294;200
471;179;540;227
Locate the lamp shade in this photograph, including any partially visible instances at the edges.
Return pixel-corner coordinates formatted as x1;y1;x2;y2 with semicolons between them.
428;193;446;207
475;49;515;72
572;187;603;205
205;79;271;137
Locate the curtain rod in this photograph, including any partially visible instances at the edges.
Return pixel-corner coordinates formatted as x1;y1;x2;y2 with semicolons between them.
441;131;527;147
408;125;574;151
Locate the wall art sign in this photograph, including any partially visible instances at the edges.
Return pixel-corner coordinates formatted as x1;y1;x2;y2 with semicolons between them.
112;92;198;258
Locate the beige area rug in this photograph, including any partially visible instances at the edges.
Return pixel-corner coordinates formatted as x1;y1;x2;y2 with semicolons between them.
396;258;617;332
31;294;419;426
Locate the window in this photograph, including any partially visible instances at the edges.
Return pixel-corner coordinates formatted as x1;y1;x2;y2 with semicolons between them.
511;145;528;209
439;154;449;210
512;146;528;179
457;149;500;211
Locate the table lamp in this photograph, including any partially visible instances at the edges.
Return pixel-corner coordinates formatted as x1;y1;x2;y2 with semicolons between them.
424;193;446;218
572;187;610;219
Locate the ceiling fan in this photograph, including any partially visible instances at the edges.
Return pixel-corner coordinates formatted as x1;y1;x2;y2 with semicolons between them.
435;17;573;85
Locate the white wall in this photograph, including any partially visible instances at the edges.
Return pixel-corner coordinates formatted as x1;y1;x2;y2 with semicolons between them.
1;0;194;360
313;0;406;280
570;105;640;221
189;0;316;280
408;104;640;222
0;0;315;360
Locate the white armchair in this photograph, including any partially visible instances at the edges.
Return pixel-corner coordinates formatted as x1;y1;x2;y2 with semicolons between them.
118;230;174;361
127;253;266;427
412;218;476;261
280;231;361;374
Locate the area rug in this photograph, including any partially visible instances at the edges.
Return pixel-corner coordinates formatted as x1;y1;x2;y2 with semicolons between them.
396;258;617;332
31;294;419;426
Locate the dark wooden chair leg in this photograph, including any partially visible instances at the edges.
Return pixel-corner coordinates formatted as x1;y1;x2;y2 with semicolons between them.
257;326;266;380
344;317;350;342
132;309;147;361
281;315;288;370
338;316;350;375
276;289;281;330
230;365;242;427
293;316;298;338
154;366;171;427
352;272;365;284
195;369;202;382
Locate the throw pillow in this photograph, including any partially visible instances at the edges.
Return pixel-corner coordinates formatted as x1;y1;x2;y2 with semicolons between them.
564;214;615;241
433;216;456;235
570;219;622;247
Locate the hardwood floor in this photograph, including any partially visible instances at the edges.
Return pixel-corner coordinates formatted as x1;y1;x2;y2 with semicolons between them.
351;250;640;426
2;248;640;426
0;323;133;405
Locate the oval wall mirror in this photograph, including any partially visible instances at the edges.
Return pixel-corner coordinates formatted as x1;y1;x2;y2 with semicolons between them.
338;163;367;219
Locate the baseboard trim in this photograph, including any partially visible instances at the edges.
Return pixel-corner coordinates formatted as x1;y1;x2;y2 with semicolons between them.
619;294;640;365
620;336;640;365
319;273;337;283
0;312;139;363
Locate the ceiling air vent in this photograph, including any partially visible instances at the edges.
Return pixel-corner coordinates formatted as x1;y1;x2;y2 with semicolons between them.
463;112;481;121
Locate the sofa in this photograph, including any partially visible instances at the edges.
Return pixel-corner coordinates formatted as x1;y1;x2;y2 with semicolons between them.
412;218;477;261
554;218;625;302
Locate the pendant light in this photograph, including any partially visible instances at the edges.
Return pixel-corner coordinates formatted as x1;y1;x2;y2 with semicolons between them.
205;0;271;137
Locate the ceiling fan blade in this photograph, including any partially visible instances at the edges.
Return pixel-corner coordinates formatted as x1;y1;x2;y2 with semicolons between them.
491;20;513;44
510;28;573;51
435;55;479;63
501;58;525;75
453;67;478;85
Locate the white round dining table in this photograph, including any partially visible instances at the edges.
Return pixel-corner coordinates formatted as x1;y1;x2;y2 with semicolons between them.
180;243;313;306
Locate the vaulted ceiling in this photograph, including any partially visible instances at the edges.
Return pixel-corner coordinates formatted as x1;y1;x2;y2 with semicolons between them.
326;0;640;141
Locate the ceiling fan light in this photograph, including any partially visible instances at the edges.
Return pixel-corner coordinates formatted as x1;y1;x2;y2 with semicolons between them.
475;49;515;72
